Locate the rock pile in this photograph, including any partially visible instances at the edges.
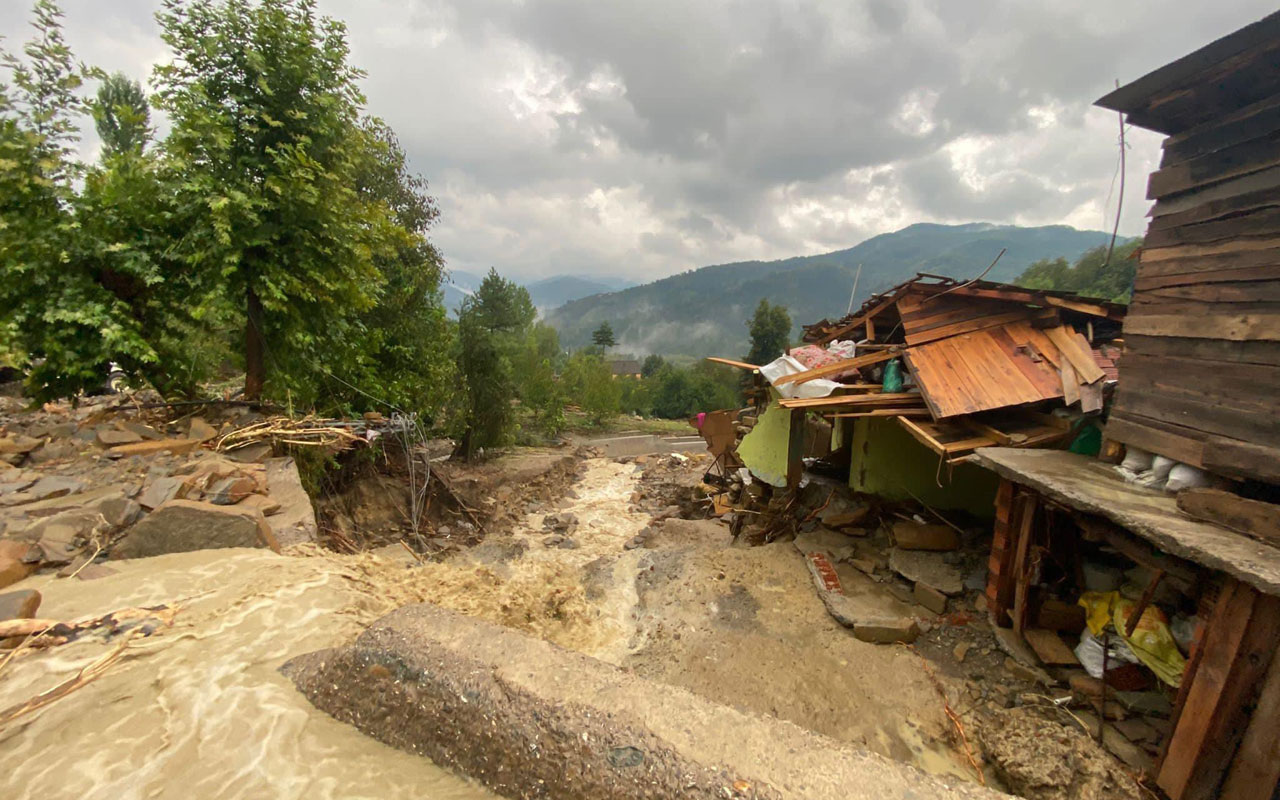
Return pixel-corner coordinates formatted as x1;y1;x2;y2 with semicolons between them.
0;396;316;610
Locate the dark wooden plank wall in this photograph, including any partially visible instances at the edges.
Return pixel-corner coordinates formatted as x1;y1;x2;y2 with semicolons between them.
1108;53;1280;484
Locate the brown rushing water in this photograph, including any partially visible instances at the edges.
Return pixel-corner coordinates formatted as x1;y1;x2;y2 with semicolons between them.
0;549;496;800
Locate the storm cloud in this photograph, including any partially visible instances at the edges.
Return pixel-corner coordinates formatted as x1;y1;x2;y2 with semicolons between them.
2;0;1274;280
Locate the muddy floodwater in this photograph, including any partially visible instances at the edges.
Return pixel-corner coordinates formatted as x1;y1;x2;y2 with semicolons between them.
1;456;992;798
0;549;496;800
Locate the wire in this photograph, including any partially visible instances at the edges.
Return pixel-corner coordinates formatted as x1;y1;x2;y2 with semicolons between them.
1102;79;1128;270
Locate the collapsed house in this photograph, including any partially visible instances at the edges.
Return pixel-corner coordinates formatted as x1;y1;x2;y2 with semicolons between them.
708;12;1280;799
711;275;1125;516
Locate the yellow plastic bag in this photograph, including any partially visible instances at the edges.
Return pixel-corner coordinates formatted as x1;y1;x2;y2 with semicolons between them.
1077;590;1186;688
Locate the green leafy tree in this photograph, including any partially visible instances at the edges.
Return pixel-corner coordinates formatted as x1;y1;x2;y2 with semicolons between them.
1015;240;1142;303
154;0;387;400
562;351;620;424
648;361;738;419
641;354;666;377
0;2;161;401
324;117;453;416
456;269;535;457
591;321;616;349
745;299;790;366
94;72;150;156
514;323;565;434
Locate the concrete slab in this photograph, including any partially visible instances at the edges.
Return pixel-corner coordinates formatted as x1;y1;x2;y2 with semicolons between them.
285;603;1005;800
973;448;1280;595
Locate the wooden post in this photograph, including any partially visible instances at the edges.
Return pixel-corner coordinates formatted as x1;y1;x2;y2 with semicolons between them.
1158;579;1280;799
786;409;805;489
1218;638;1280;799
986;479;1018;624
1010;494;1038;635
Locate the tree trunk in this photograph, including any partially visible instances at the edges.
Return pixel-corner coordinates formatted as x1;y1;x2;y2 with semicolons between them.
244;284;266;400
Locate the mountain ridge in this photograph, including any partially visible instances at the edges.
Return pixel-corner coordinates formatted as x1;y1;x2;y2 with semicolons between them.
543;222;1127;358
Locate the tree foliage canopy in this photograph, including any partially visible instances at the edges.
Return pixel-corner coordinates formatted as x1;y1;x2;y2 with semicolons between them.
1;0;453;419
1014;240;1142;303
94;72;150;156
745;299;790;366
591;321;616;348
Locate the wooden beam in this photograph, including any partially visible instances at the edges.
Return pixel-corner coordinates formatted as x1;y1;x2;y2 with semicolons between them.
1010;494;1038;634
817;294;900;345
1125;568;1165;637
897;416;947;456
1043;294;1127;321
786;409;805;489
1043;325;1106;383
705;356;759;371
776;392;924;409
903;310;1031;347
824;408;933;419
986;480;1018;624
772;348;901;386
1176;488;1280;547
1218;641;1280;800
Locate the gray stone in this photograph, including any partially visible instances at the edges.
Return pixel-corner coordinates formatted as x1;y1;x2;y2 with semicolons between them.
187;417;219;443
0;588;40;620
138;476;186;510
96;426;142;446
113;499;280;559
28;475;86;501
913;581;948;614
207;476;257;505
889;548;965;595
263;458;317;547
853;617;920;644
1114;691;1172;719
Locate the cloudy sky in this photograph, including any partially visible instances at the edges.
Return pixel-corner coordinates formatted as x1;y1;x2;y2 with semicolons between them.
2;1;1275;282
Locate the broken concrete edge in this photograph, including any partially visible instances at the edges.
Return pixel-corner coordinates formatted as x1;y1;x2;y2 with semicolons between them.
283;603;1005;800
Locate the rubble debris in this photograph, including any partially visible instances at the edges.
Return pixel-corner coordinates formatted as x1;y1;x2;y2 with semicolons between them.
137;476;188;510
113;500;280;559
186;417;219;443
889;548;964;595
914;581;948;614
893;520;961;551
95;427;142;447
0;588;40;621
979;707;1143;800
0;557;34;591
852;617;920;644
107;438;202;458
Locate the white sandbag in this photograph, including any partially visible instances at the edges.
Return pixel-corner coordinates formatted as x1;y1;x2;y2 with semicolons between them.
1151;455;1176;482
1165;463;1215;492
1119;446;1154;473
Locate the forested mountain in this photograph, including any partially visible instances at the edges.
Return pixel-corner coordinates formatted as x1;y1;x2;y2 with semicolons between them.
442;271;634;314
543;223;1125;359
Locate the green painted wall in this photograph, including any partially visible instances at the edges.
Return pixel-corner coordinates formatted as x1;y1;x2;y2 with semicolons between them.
849;418;998;517
738;400;792;488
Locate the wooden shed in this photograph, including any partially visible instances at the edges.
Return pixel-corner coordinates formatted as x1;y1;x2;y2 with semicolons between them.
1095;11;1280;485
